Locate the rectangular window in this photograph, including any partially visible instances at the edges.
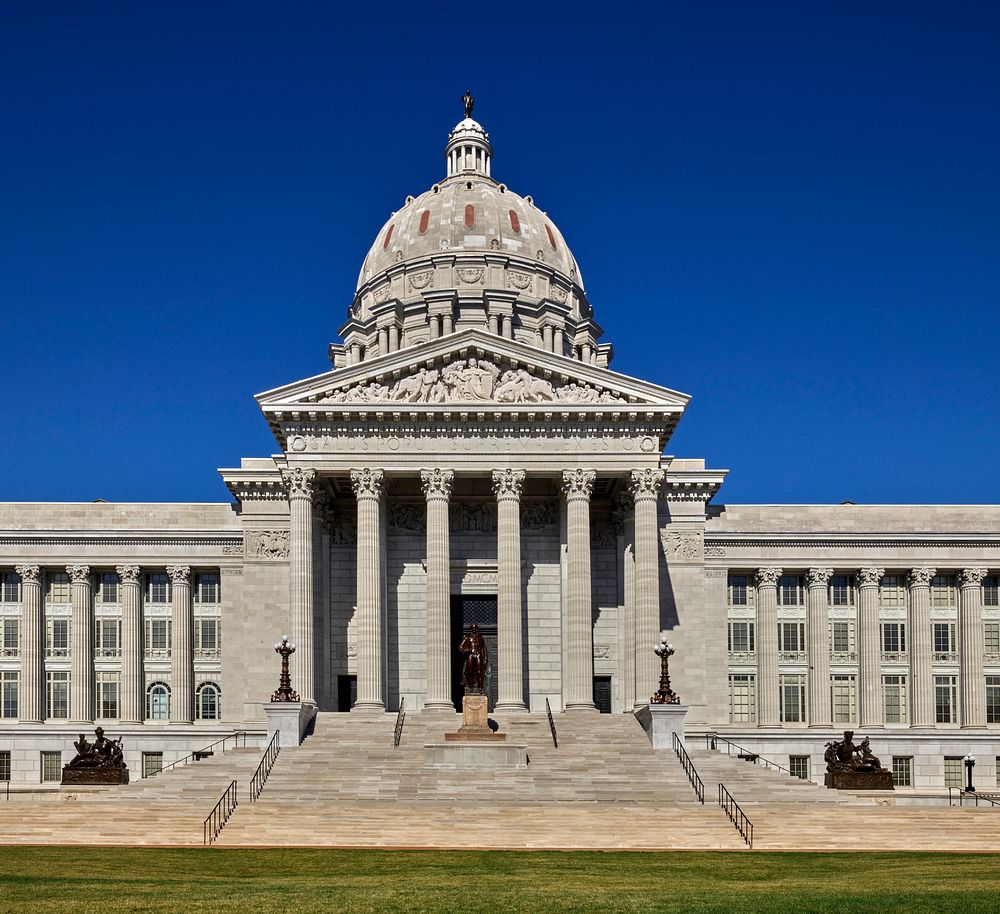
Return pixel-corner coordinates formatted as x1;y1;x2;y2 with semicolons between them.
145;619;171;655
829;575;854;606
728;674;756;724
789;755;810;781
728;574;750;606
931;575;956;607
780;674;805;723
779;621;805;654
985;623;1000;656
143;752;163;778
831;675;857;724
727;621;755;655
1;572;20;603
933;623;956;659
935;675;957;724
879;574;906;608
987;676;1000;725
883;675;908;724
96;673;119;720
891;756;912;788
881;622;907;655
47;572;70;603
46;671;69;719
2;618;19;657
984;576;999;607
1;671;18;718
194;573;220;604
0;750;10;782
46;618;70;657
40;751;62;783
96;619;121;657
98;572;119;604
147;573;170;604
943;756;964;789
830;621;856;657
195;619;219;656
778;575;804;606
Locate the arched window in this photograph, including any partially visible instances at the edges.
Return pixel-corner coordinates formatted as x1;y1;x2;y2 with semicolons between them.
146;682;170;721
196;682;221;721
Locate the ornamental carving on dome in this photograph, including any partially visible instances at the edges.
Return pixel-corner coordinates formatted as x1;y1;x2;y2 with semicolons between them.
456;268;484;285
408;271;434;292
550;284;569;303
320;357;627;406
505;271;532;291
372;285;392;304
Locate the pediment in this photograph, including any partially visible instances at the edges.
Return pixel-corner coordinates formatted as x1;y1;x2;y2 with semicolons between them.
257;329;690;412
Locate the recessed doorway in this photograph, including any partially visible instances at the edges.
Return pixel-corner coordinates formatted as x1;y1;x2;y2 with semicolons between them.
450;595;498;711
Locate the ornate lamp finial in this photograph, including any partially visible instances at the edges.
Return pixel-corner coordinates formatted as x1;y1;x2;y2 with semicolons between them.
463;88;474;119
651;632;681;705
271;635;300;702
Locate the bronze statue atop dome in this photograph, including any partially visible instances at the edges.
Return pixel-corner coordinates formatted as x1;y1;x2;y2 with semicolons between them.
463;89;474;119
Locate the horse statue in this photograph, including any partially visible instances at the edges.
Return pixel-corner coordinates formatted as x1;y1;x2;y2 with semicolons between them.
459;623;489;694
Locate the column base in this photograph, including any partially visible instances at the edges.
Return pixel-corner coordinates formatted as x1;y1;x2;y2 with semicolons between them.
352;701;386;714
422;701;457;713
808;722;833;729
564;702;598;713
494;702;528;714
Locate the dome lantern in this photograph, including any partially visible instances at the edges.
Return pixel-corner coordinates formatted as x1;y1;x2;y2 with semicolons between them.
445;90;492;178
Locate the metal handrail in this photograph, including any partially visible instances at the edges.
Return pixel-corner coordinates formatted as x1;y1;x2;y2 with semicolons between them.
203;779;238;845
545;697;558;748
949;787;1000;808
393;697;406;749
2;779;8;801
151;731;247;778
719;783;753;848
249;732;279;801
706;733;794;777
671;732;704;803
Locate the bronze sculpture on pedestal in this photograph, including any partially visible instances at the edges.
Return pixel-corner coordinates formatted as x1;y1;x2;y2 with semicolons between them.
459;623;489;694
61;726;129;785
824;730;894;790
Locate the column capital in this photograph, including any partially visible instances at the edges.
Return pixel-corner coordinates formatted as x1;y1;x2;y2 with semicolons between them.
755;567;782;588
350;467;385;500
908;567;936;588
807;567;834;588
561;468;596;501
492;468;525;501
282;467;317;501
628;468;664;501
421;468;455;500
960;567;988;588
116;564;141;585
857;567;885;588
15;564;40;585
166;565;191;585
67;564;91;585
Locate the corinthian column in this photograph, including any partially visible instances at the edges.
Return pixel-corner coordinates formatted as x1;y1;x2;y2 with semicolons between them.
421;468;454;711
493;469;527;713
117;565;143;724
562;469;597;712
68;565;93;724
629;468;664;708
755;568;782;726
857;567;885;727
806;567;833;727
351;468;385;712
282;467;317;705
168;565;193;723
959;568;988;728
15;565;42;723
908;568;935;727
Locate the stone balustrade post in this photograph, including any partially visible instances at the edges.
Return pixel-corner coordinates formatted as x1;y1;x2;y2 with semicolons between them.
908;568;935;727
959;567;988;728
15;565;42;723
422;468;455;711
493;469;527;713
806;567;833;727
857;567;885;727
68;564;93;724
351;468;386;712
562;469;597;712
629;468;664;709
117;564;144;724
755;568;782;726
168;565;193;723
283;467;317;705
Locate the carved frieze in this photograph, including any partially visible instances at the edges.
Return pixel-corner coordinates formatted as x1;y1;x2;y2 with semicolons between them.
372;284;391;304
505;271;531;291
594;645;611;659
521;500;558;530
330;516;357;545
661;530;703;561
408;270;434;292
450;503;497;534
222;543;244;557
550;284;569;303
388;503;425;533
245;531;290;559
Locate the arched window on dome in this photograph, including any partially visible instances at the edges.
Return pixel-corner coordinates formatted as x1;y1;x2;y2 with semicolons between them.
383;224;394;250
545;224;557;249
464;204;475;228
419;210;430;234
146;682;170;721
509;210;520;233
196;682;221;721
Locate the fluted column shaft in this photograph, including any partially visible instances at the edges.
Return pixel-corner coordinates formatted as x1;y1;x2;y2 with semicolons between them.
630;469;664;708
422;469;454;711
117;565;144;724
857;567;884;727
755;568;781;726
960;568;988;728
15;566;43;723
68;565;93;724
807;568;833;727
168;565;193;723
908;568;935;727
493;469;527;713
284;467;317;705
562;469;597;712
352;468;385;712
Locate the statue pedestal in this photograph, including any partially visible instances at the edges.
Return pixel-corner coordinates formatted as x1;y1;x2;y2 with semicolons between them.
635;702;689;750
825;770;895;790
264;701;315;748
444;694;506;742
430;694;525;768
61;766;129;786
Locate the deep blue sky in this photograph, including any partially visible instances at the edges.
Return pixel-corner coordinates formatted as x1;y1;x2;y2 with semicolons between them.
2;3;998;504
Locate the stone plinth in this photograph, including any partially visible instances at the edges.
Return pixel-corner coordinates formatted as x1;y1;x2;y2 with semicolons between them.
635;703;689;750
61;766;129;786
425;742;528;769
825;770;895;790
444;694;506;742
264;701;315;748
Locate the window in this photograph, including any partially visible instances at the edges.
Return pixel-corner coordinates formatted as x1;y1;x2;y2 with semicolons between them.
147;573;170;604
1;671;18;718
728;674;756;724
96;619;121;657
0;750;10;782
778;575;804;606
943;756;964;789
142;752;163;778
935;675;957;724
829;575;854;606
46;671;69;719
892;756;912;787
98;572;119;604
196;682;220;721
47;572;70;603
145;619;171;656
194;573;219;604
780;674;805;723
727;621;755;655
728;574;750;606
987;676;1000;725
195;619;219;657
883;675;908;724
789;756;810;781
933;623;956;659
830;621;856;658
831;675;857;724
879;574;907;608
984;576;999;607
46;619;70;657
780;621;805;655
1;572;19;603
2;618;19;657
97;673;119;719
985;623;1000;657
931;575;956;607
881;622;906;657
40;751;62;783
146;682;170;721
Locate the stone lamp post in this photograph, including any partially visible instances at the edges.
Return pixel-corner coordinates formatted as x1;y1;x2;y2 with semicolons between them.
964;753;976;793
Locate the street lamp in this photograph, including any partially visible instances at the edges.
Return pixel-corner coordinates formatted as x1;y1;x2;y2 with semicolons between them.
650;631;681;705
963;753;976;793
271;635;300;702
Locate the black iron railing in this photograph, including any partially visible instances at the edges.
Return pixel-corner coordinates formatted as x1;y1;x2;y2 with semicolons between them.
203;779;238;845
151;731;248;778
949;787;1000;808
249;732;280;802
706;733;793;777
2;779;8;801
718;783;753;848
545;697;558;748
393;697;406;748
672;732;704;803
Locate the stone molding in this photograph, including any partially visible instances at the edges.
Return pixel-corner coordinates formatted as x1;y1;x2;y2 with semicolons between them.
350;468;385;500
67;564;91;585
857;566;885;588
908;567;936;588
755;567;782;588
561;469;596;501
706;534;1000;550
628;468;664;501
491;469;525;501
664;481;720;503
282;467;316;501
806;567;834;588
15;564;40;584
420;468;455;500
115;564;141;584
166;565;191;584
225;479;287;502
0;533;242;549
960;567;988;588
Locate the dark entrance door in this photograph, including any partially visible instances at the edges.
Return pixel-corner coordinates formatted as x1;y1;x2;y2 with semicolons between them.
593;676;612;714
450;595;499;711
338;674;357;712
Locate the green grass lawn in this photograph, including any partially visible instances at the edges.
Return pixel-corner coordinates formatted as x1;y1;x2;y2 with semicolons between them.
0;848;997;914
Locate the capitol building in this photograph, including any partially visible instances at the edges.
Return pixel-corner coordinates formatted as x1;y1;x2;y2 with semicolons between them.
1;101;998;794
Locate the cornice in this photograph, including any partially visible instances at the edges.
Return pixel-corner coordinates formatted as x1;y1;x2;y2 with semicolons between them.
0;531;242;548
705;532;1000;550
